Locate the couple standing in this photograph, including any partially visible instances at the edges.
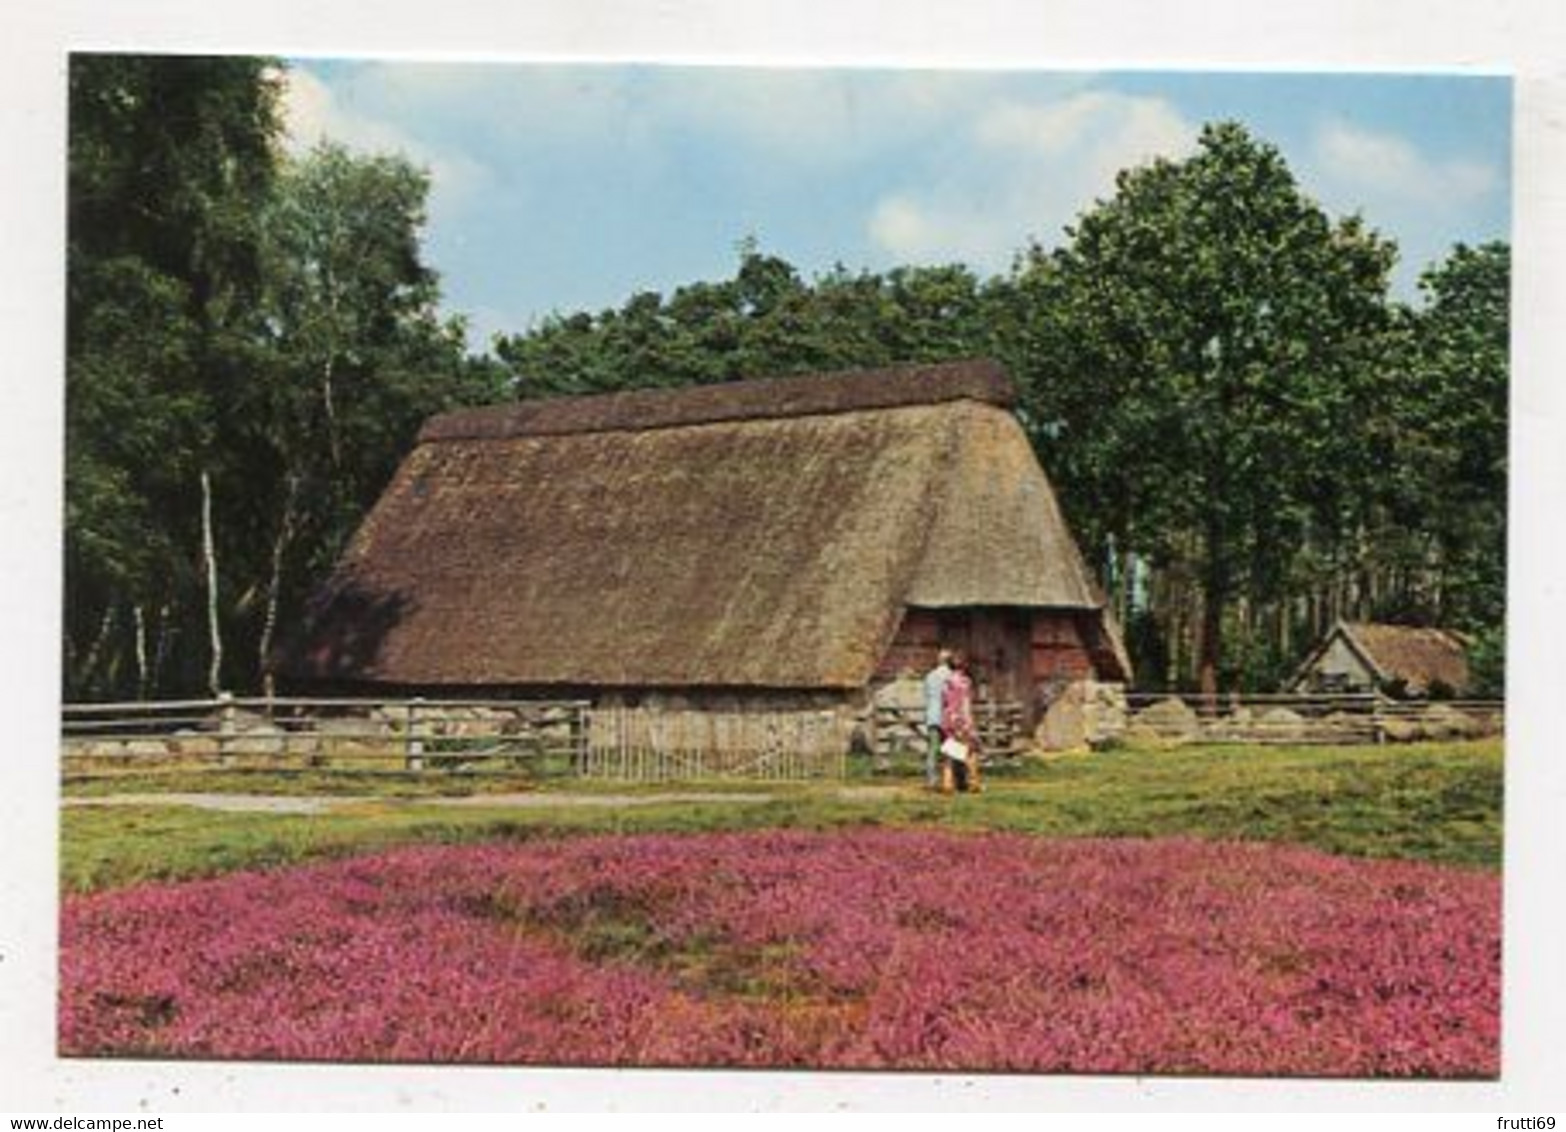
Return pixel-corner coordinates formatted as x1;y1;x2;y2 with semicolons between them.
923;647;979;793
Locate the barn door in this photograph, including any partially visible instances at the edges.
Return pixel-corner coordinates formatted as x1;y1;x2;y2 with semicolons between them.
968;609;1030;709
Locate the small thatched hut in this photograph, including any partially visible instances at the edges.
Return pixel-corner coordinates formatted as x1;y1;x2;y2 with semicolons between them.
280;360;1129;731
1289;620;1471;697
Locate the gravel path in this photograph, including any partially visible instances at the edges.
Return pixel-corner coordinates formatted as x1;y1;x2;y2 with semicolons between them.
62;792;349;815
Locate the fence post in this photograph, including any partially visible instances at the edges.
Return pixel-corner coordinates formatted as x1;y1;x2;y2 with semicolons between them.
1371;693;1385;745
405;697;425;771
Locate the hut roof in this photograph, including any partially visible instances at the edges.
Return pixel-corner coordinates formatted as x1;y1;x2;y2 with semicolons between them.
282;360;1119;690
421;359;1018;442
1298;621;1472;695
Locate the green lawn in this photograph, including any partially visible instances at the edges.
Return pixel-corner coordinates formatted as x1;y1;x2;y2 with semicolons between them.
59;739;1502;893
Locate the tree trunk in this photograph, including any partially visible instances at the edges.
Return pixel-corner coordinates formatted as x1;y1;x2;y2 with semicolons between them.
1197;592;1223;705
322;353;341;470
133;603;148;700
258;473;301;700
201;470;223;697
151;602;172;698
1197;520;1227;706
73;601;117;698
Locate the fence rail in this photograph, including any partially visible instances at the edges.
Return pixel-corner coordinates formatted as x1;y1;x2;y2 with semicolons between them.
62;696;852;782
62;695;589;776
871;700;1025;763
580;706;848;781
1120;692;1503;746
60;690;1504;782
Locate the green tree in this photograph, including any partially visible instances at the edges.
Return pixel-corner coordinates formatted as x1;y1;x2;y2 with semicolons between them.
1391;242;1509;633
65;54;283;698
243;142;502;691
1415;242;1509;629
494;244;992;397
65;59;501;699
1003;122;1398;695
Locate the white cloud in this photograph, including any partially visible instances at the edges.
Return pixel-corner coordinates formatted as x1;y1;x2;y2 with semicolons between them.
664;67;1009;158
278;66;403;155
867;195;950;261
867;90;1198;267
1312;120;1499;209
976;92;1117;154
312;62;1085;169
276;65;497;205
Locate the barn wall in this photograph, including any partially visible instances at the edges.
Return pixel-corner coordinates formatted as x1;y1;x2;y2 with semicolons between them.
874;606;1102;727
1030;614;1096;684
874;608;944;681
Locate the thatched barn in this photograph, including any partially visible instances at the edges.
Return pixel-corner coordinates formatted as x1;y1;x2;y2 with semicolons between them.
280;360;1129;735
1289;620;1471;698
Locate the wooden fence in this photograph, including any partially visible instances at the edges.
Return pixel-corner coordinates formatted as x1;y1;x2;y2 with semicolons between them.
61;696;850;782
1120;691;1504;746
61;690;1502;783
61;695;589;777
579;705;849;781
871;700;1025;764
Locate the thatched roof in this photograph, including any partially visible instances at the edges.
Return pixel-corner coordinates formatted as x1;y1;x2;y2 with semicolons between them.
422;360;1018;442
282;360;1121;690
1296;621;1472;695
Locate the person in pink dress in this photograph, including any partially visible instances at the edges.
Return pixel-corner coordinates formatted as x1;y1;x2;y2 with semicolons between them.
940;649;980;793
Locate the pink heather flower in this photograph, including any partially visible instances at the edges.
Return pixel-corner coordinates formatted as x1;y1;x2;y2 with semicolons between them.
59;831;1499;1077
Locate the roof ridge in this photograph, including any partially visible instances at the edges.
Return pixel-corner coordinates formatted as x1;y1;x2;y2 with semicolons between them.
420;359;1015;443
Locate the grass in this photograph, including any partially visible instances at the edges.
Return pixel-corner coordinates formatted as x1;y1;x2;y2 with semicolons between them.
61;752;773;797
63;766;551;798
58;739;1503;893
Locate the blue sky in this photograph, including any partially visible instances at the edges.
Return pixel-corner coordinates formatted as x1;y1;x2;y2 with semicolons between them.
282;60;1512;350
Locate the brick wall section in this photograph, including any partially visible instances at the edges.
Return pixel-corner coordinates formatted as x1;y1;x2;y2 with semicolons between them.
875;607;1099;707
875;609;945;680
1031;614;1096;682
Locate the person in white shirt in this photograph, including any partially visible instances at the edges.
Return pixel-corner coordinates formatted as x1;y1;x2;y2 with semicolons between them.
921;648;953;790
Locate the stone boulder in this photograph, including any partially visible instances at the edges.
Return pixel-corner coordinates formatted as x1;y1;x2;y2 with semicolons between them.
65;740;123;761
1420;703;1482;740
1036;680;1129;751
871;676;924;713
1256;707;1306;743
224;724;287;756
1381;717;1422;743
123;738;171;759
1036;682;1089;750
1320;711;1373;743
167;730;220;759
1126;697;1200;746
871;676;927;762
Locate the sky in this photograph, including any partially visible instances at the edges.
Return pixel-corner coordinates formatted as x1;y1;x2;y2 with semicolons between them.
280;60;1513;351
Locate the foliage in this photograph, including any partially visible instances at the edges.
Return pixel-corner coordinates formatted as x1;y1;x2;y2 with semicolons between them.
493;244;994;397
64;58;501;700
234;143;502;686
59;830;1498;1074
997;122;1400;693
1381;243;1510;635
1466;624;1505;697
65;55;283;698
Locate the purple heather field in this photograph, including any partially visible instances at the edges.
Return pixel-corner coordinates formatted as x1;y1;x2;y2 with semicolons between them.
59;830;1499;1076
